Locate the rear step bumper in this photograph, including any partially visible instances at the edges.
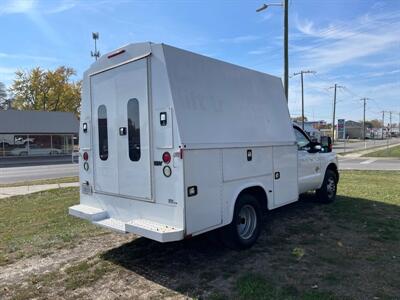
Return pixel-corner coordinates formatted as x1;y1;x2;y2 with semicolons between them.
69;204;184;243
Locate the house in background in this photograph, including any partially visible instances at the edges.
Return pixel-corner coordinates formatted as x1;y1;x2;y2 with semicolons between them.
0;109;79;158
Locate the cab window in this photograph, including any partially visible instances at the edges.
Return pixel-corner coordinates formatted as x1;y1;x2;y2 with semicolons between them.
294;127;310;150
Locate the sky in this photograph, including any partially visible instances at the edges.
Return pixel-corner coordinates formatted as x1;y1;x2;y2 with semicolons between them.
0;0;399;123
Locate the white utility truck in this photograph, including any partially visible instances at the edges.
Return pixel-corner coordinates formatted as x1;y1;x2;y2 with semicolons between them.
69;42;339;249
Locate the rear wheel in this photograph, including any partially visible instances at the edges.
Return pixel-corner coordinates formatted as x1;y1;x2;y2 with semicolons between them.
316;169;337;203
221;193;262;249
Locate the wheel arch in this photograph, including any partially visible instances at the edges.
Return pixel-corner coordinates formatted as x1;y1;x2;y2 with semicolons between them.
226;184;269;225
326;162;339;183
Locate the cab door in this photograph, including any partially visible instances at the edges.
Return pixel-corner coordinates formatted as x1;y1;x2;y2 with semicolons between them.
294;126;321;193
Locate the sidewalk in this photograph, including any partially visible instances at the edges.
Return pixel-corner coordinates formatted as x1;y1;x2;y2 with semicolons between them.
0;182;79;199
338;142;400;158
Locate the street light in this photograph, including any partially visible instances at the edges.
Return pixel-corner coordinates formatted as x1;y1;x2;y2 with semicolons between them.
256;1;289;103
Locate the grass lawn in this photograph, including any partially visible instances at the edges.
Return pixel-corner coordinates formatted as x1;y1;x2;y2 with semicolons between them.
0;187;107;266
0;176;79;188
362;144;400;158
1;171;399;299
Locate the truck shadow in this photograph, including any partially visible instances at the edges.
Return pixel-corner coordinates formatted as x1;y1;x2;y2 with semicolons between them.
101;193;400;298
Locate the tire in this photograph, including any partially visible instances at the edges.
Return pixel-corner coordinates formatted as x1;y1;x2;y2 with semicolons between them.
19;151;28;156
316;169;337;203
221;193;262;250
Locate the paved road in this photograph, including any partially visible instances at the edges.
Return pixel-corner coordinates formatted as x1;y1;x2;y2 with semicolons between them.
0;163;78;184
338;157;400;171
333;138;400;154
0;155;76;168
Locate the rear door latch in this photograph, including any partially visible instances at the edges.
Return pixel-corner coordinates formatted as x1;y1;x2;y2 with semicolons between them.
119;127;127;136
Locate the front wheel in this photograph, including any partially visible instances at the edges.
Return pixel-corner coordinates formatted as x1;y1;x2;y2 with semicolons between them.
316;169;337;203
221;193;262;249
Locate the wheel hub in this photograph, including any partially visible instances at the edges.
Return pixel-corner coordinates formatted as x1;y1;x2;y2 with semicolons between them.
327;177;336;198
237;204;257;240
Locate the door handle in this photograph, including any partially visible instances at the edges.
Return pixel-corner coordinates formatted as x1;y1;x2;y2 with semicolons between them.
119;127;127;136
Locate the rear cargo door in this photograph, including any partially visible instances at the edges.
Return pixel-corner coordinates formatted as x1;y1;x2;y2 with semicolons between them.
91;58;152;200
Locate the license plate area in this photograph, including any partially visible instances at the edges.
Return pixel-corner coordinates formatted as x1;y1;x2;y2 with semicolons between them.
81;183;92;195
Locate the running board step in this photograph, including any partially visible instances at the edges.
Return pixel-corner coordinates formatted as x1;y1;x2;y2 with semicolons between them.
94;218;126;233
125;219;184;242
69;204;108;221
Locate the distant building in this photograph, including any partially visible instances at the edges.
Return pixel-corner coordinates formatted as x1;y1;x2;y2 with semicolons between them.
0;109;79;158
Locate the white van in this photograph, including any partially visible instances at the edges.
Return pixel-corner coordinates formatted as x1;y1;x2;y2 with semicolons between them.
69;43;339;249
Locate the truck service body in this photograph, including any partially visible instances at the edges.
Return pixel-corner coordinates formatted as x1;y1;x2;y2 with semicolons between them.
70;42;338;248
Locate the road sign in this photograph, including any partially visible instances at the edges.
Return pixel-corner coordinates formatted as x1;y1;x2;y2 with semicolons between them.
337;119;346;139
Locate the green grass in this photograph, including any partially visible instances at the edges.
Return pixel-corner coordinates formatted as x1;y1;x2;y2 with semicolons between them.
362;144;400;158
236;274;338;300
0;187;106;265
229;171;400;300
0;176;79;188
1;171;399;299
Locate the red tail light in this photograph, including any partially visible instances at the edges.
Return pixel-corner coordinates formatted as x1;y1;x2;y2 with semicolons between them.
162;152;171;164
83;152;89;161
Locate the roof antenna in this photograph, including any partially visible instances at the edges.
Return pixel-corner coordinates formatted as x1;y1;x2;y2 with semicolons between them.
91;32;100;61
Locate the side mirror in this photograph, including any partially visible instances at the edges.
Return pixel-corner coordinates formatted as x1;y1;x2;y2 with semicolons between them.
307;142;322;153
320;136;333;153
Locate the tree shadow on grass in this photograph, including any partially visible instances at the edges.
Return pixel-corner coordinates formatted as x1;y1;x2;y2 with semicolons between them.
101;193;400;299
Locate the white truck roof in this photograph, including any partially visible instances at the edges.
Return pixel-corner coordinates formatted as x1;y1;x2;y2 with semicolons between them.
87;42;295;148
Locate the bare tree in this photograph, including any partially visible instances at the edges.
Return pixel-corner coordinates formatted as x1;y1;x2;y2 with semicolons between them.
0;81;7;109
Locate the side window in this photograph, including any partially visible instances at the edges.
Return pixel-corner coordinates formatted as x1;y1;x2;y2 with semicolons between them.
98;105;108;160
294;127;310;150
127;98;141;161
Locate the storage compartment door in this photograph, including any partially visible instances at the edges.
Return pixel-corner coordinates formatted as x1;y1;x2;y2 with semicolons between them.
272;145;299;208
184;150;222;235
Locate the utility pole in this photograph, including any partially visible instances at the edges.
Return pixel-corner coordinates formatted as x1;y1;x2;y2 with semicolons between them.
293;70;316;130
398;112;400;134
283;0;288;102
382;111;385;139
256;0;289;102
91;32;100;61
360;98;370;140
328;84;344;142
389;111;392;136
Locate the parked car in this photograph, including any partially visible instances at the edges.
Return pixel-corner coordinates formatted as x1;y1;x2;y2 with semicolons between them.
70;43;339;249
10;144;62;156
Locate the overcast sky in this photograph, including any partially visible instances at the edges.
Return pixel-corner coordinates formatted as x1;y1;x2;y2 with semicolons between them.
0;0;399;122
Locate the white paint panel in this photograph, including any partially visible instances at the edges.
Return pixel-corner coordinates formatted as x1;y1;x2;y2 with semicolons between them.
162;44;295;147
115;59;152;200
272;145;298;208
184;150;222;234
91;72;119;194
298;150;322;194
91;59;152;200
154;107;173;149
222;147;273;182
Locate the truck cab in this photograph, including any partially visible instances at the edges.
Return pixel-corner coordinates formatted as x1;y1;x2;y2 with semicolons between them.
293;125;339;198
